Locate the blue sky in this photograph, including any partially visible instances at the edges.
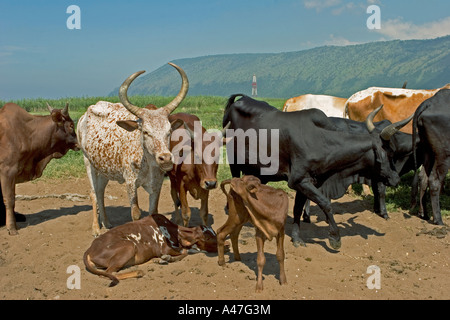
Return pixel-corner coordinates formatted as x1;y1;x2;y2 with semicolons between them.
1;0;449;99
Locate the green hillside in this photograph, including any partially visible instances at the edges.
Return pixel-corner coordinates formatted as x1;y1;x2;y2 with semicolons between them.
110;36;450;99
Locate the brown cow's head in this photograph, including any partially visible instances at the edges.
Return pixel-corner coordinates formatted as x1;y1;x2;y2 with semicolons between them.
116;63;188;172
178;225;218;253
181;122;230;190
230;175;261;197
47;102;80;156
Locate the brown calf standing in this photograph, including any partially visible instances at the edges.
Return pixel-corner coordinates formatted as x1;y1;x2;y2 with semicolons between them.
84;213;217;286
167;112;228;226
217;175;289;292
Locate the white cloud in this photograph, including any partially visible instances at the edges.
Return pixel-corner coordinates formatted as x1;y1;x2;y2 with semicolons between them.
325;34;361;46
375;16;450;40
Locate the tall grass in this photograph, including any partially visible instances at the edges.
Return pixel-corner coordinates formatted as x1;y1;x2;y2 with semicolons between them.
1;96;447;217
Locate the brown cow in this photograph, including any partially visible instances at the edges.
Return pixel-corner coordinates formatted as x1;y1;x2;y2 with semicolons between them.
217;175;289;292
167;112;229;227
0;102;79;235
345;84;450;134
83;213;218;286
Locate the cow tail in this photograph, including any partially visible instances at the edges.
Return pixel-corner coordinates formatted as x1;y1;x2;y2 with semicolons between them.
410;101;430;209
83;250;120;287
223;94;244;127
0;183;5;226
343;101;349;118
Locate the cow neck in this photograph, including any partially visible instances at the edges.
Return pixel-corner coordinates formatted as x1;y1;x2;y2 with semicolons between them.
29;115;61;156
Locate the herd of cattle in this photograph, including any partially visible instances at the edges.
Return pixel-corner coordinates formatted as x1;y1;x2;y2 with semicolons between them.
0;63;448;291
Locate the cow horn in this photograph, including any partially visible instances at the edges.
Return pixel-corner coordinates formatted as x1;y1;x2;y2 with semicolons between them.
62;102;69;116
46;102;54;113
221;121;231;137
119;70;146;118
365;105;383;133
380;113;414;141
162;63;189;114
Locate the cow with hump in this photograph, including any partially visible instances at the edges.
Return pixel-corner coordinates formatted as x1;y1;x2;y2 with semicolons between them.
0;102;79;235
345;84;450;134
217;175;289;292
77;63;188;236
83;213;218;287
223;94;412;249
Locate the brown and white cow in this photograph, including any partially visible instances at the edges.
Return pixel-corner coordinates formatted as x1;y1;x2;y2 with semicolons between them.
217;175;289;292
77;63;188;236
283;94;347;117
0;102;79;235
167;112;229;227
345;84;450;134
83;213;218;286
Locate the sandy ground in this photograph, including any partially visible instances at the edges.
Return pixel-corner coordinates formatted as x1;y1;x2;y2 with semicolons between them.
0;177;449;300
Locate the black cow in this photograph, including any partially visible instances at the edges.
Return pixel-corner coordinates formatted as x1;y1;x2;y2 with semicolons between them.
412;89;450;225
223;94;412;249
301;116;418;221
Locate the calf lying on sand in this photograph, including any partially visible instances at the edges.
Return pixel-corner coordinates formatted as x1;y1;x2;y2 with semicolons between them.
217;175;289;292
84;214;217;286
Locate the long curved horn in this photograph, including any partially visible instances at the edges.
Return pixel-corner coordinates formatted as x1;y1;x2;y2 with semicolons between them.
380;113;414;141
365;105;383;133
119;70;146;118
162;63;189;114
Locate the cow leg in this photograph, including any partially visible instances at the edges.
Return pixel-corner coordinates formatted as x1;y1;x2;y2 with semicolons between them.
276;227;287;287
255;229;266;292
290;178;341;250
373;181;389;219
84;158;111;236
126;179;141;221
0;175;18;235
178;182;191;227
143;170;164;215
292;192;307;247
428;162;448;225
418;168;430;220
199;192;209;226
217;221;243;266
169;182;181;221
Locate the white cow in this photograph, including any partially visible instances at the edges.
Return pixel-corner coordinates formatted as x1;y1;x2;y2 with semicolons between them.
77;63;188;236
282;94;347;117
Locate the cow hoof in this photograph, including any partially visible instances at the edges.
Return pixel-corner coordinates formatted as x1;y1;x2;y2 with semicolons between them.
329;237;341;250
292;239;307;248
8;229;19;236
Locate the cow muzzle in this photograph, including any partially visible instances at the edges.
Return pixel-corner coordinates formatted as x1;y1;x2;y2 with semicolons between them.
157;153;174;172
202;179;218;190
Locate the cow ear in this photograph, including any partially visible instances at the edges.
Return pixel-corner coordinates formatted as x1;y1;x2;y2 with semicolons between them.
51;110;64;127
170;119;184;131
246;182;258;194
116;120;140;132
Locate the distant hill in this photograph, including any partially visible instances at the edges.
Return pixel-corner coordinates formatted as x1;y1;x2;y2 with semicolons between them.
109;36;450;99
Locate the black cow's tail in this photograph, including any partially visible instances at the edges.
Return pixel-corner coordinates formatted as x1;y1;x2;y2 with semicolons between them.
411;101;431;209
223;94;245;128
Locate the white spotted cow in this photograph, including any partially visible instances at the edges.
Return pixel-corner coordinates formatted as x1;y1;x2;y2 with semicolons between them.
77;63;188;236
283;94;347;117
